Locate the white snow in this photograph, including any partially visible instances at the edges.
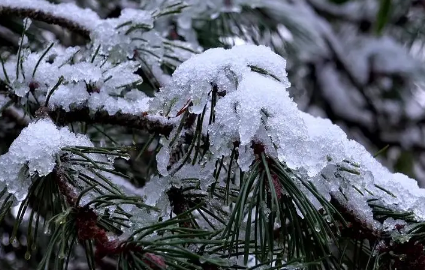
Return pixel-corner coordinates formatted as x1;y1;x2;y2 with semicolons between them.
151;44;289;117
0;44;151;116
0;118;93;201
0;0;196;117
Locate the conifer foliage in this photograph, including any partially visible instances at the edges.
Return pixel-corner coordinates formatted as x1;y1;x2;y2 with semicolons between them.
0;0;425;269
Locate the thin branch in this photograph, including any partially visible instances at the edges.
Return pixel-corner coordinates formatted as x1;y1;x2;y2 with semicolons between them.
53;165;165;267
306;0;375;24
3;106;30;127
53;166;78;206
0;5;92;39
0;25;20;46
47;107;174;136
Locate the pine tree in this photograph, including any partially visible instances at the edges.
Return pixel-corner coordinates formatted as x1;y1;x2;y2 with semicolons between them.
0;0;425;269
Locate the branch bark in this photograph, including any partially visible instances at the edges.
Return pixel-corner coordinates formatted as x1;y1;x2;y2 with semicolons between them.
47;107;174;136
0;5;91;39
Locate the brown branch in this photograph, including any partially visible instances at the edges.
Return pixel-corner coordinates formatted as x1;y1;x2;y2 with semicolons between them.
3;93;175;137
47;107;174;136
330;197;382;240
331;196;425;269
3;106;30;127
0;6;91;39
53;164;166;269
305;0;373;24
53;165;79;206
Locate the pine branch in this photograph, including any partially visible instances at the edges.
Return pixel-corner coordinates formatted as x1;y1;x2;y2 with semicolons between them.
2;0;425;268
306;0;375;24
53;166;78;207
1;102;175;136
332;195;425;269
47;107;174;136
2;105;30;127
0;5;91;39
52;162;167;268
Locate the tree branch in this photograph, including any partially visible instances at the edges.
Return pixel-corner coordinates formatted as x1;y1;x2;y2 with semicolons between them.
0;4;92;39
47;107;174;136
3;106;30;127
53;165;166;269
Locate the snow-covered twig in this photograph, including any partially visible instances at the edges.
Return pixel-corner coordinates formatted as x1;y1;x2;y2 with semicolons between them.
48;107;174;136
2;106;30;127
0;2;94;38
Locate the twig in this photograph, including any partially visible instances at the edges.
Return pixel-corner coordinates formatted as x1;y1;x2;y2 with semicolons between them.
3;106;30;127
53;166;78;206
47;107;174;136
0;5;92;39
53;165;166;268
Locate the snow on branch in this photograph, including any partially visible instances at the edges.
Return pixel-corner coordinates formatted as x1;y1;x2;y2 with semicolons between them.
48;107;174;136
0;0;100;38
1;1;425;267
1;30;423;232
0;0;423;240
0;118;93;201
0;1;200;133
0;0;189;64
150;44;425;230
1;46;148;109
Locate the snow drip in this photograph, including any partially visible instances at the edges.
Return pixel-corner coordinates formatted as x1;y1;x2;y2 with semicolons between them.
0;118;93;201
153;44;425;225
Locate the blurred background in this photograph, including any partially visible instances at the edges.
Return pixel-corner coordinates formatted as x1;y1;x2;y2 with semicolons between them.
1;0;425;268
